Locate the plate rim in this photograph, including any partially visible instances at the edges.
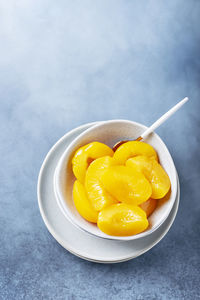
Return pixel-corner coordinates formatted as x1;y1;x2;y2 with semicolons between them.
37;122;180;263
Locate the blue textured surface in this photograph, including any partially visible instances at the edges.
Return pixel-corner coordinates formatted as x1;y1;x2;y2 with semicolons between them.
1;1;200;299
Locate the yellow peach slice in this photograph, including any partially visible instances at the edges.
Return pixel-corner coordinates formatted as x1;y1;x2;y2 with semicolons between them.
140;198;157;217
85;156;118;211
73;180;98;223
126;156;171;199
113;141;158;165
101;166;152;205
97;203;149;236
72;142;113;183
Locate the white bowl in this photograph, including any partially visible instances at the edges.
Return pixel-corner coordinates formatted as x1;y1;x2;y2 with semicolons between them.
54;120;177;241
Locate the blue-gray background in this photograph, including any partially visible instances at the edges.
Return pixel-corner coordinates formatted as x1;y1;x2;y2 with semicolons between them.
1;1;200;299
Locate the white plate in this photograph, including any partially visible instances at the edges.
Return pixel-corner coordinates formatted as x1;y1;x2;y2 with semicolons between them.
37;122;180;263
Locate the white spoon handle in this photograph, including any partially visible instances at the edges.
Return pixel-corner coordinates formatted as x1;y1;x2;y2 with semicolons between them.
141;97;189;139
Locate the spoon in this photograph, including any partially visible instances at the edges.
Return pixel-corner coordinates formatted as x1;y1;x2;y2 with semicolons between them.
112;97;189;151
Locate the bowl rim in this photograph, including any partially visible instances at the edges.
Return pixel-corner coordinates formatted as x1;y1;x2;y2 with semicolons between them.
54;119;178;241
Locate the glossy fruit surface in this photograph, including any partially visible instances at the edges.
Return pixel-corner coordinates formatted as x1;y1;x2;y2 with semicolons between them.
73;180;98;223
126;156;170;199
97;203;149;236
85;156;118;211
101;166;152;205
71;140;171;237
72;142;113;183
140;198;157;217
113;141;158;165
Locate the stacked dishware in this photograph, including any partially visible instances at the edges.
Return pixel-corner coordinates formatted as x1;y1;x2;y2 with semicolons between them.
38;120;180;263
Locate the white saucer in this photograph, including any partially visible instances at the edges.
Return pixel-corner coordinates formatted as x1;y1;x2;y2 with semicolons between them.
37;122;180;263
